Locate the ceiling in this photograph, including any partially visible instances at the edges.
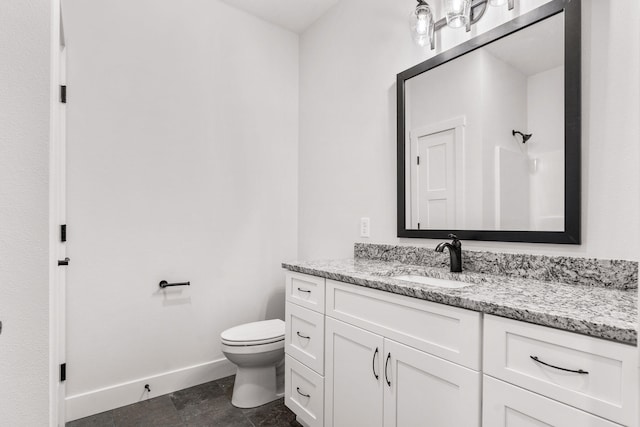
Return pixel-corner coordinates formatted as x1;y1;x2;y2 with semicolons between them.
484;13;564;76
221;0;341;33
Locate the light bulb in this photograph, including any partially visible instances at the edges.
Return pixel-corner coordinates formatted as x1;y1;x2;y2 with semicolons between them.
409;2;434;47
445;0;471;29
416;14;428;35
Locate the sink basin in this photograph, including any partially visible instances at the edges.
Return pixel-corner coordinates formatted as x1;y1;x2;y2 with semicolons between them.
393;275;470;289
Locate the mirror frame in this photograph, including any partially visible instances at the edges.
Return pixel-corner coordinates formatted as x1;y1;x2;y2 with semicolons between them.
397;0;580;244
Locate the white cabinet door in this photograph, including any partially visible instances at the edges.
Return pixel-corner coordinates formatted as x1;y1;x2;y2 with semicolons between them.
383;339;481;427
325;317;384;427
483;376;622;427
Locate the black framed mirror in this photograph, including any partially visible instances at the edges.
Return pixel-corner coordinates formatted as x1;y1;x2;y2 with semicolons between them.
397;0;580;244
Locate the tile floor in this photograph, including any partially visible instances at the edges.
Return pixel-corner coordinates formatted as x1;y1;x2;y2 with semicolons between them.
66;375;302;427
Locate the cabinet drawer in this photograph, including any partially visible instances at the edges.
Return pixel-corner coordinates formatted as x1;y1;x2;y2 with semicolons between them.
286;272;325;313
326;280;481;370
285;302;325;375
483;376;621;427
285;355;324;427
484;315;637;426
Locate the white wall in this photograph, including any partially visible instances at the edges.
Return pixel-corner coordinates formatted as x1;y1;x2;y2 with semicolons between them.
0;0;51;425
62;0;298;419
299;0;640;261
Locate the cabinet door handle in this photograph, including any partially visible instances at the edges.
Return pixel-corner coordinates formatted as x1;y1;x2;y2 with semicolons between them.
384;352;391;386
296;387;310;398
372;347;379;380
530;355;589;374
296;331;310;339
297;287;311;293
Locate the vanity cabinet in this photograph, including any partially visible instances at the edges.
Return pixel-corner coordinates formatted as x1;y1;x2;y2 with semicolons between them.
324;280;482;427
284;272;637;427
483;315;638;426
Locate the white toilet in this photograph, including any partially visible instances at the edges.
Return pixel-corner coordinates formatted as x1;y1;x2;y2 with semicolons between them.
221;319;285;408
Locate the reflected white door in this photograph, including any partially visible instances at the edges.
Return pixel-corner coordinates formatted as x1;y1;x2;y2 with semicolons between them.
414;129;456;229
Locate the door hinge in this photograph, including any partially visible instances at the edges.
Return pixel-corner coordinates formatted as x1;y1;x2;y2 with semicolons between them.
60;363;66;382
60;85;67;103
60;224;66;242
417;156;420;165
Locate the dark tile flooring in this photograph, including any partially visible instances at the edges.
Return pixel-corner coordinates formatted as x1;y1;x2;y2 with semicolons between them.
66;375;302;427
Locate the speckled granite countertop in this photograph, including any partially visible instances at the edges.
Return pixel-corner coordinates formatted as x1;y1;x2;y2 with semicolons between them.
282;258;638;345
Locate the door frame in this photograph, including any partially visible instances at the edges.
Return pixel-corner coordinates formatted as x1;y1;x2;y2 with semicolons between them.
49;0;66;425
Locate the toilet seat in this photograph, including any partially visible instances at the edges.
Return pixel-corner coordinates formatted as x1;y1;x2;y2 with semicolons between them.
221;319;284;346
221;339;284;354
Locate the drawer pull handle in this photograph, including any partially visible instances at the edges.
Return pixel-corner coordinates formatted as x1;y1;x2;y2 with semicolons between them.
296;331;310;339
297;287;311;293
385;352;391;386
372;347;379;380
530;356;589;375
296;387;310;398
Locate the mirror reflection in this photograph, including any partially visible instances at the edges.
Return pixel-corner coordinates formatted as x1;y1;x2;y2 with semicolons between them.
405;13;564;232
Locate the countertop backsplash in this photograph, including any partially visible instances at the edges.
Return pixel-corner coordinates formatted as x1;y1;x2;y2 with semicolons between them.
354;243;638;290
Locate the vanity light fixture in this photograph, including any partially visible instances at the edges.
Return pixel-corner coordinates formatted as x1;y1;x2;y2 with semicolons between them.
410;0;515;49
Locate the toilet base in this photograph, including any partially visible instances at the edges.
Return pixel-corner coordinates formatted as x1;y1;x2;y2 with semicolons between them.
232;365;280;408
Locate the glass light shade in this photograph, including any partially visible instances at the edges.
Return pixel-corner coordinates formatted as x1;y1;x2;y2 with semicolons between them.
445;0;471;28
409;2;434;48
489;0;507;5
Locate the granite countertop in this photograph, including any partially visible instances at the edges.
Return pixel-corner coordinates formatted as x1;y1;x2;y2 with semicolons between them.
282;258;638;345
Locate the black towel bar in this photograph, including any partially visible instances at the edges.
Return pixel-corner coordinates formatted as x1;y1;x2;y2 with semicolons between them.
159;280;190;288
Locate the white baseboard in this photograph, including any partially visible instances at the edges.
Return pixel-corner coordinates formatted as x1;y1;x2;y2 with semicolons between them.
65;357;235;422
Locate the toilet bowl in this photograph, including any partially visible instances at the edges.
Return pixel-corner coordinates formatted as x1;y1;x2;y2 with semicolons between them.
221;319;285;408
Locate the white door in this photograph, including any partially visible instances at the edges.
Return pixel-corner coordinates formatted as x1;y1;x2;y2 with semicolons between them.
325;317;384;427
412;129;457;229
383;338;481;427
483;376;620;427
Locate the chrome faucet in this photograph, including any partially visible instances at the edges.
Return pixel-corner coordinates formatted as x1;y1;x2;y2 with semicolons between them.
435;234;462;272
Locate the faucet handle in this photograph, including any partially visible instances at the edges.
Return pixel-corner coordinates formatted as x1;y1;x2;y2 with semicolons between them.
448;233;458;241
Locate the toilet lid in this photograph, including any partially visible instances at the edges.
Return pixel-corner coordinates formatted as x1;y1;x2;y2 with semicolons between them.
221;319;285;345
